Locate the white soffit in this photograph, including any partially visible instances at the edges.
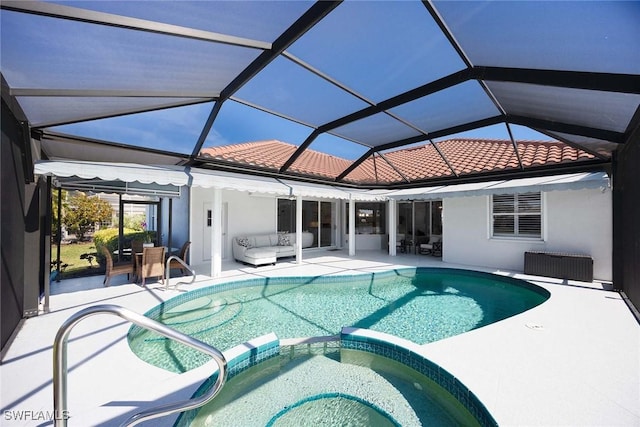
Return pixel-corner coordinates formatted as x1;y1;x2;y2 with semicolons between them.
388;172;610;200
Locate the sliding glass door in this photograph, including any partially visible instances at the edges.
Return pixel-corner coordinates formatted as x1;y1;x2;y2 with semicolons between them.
277;199;336;248
396;200;442;251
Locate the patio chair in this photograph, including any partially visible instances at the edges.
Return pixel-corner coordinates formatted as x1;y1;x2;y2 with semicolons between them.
140;246;166;286
131;239;144;280
101;246;134;287
419;236;442;256
169;241;191;276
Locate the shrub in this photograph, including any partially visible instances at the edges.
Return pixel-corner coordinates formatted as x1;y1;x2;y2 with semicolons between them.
93;228;158;265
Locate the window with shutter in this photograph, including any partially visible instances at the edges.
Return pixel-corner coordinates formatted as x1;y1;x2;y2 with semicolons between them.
491;192;542;239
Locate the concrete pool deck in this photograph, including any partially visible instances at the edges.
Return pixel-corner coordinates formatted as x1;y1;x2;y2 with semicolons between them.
1;250;638;426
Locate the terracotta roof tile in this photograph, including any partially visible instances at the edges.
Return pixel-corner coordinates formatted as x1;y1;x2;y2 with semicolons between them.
200;138;595;185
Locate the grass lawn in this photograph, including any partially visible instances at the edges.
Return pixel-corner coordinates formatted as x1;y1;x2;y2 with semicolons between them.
51;241;104;279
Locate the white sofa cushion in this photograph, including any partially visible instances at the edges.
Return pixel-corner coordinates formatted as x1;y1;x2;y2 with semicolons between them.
253;234;272;248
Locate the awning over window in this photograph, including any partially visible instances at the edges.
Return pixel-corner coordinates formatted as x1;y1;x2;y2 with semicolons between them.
35;160;188;185
35;161;608;201
387;172;610;200
34;160;188;196
187;168;289;195
277;179;388;201
34;160;389;200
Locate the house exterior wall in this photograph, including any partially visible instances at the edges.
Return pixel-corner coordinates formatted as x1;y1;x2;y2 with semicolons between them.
443;187;612;281
160;192;189;256
190;187;277;265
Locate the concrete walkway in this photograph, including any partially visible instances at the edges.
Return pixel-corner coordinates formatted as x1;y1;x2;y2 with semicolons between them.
1;251;638;426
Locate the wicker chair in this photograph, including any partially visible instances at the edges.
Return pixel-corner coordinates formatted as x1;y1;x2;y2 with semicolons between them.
169;241;191;276
131;240;144;280
101;246;134;287
140;246;166;286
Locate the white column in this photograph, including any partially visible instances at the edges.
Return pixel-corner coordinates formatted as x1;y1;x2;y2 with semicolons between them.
211;188;222;277
348;198;356;256
296;195;303;264
388;199;397;256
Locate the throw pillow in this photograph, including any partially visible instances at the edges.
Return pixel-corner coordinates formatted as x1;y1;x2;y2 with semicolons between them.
237;237;252;248
277;234;290;246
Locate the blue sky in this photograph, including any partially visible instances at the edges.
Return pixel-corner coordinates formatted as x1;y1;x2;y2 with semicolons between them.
36;0;572;161
51;106;555;161
52;99;552;161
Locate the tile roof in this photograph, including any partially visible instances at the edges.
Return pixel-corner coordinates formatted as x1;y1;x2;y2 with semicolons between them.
200;138;596;185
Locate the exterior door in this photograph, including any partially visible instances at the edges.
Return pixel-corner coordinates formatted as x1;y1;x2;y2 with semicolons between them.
202;202;228;261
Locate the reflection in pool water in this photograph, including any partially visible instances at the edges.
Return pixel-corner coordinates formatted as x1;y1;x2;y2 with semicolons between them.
129;268;549;373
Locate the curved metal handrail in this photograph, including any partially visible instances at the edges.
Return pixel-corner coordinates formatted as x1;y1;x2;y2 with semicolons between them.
53;304;227;427
165;255;196;290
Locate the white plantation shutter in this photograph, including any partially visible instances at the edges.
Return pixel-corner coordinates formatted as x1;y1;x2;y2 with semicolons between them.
492;192;541;238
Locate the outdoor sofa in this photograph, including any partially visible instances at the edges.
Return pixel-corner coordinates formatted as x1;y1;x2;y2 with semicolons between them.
232;231;314;266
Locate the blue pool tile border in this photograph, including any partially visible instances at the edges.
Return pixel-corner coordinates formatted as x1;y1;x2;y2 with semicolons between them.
174;330;498;427
340;330;498;427
174;336;281;427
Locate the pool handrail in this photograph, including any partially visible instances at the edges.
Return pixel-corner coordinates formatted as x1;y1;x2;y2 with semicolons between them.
52;304;227;427
165;255;196;290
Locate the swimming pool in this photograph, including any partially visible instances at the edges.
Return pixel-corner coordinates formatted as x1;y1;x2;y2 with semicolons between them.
177;336;484;427
128;268;549;373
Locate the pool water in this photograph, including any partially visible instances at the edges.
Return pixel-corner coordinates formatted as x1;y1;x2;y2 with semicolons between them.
129;268;548;373
184;346;480;427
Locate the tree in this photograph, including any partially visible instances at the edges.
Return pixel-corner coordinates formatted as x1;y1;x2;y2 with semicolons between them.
63;192;113;241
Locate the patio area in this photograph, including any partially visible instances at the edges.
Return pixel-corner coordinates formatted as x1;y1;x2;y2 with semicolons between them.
1;251;638;426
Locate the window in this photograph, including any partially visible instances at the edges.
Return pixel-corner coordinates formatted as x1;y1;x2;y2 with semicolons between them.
346;202;386;234
491;192;541;239
277;199;295;233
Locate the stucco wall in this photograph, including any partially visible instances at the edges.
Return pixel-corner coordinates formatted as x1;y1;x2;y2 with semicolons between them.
443;187;612;281
190;187;277;265
160;190;190;255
